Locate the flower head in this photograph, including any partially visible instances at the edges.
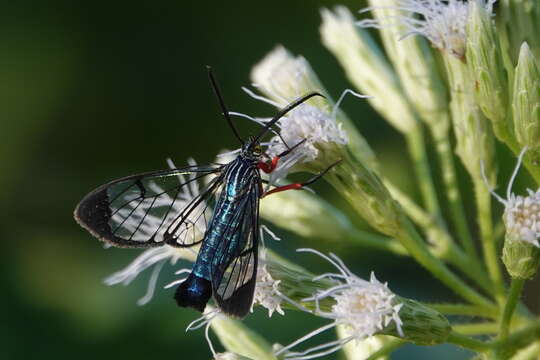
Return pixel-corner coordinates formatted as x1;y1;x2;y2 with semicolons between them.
483;148;540;247
252;249;285;317
360;0;496;59
275;248;403;360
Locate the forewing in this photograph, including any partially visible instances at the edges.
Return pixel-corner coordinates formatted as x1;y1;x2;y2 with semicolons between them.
210;177;260;318
74;165;222;248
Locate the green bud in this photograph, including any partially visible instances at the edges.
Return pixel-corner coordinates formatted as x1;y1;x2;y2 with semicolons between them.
263;250;333;312
210;314;277;360
513;42;540;160
382;298;450;346
444;55;497;183
366;0;450;138
467;0;511;143
320;6;418;134
502;232;540;279
325;150;404;238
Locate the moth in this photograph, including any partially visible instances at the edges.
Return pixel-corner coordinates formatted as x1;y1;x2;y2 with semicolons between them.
74;68;333;318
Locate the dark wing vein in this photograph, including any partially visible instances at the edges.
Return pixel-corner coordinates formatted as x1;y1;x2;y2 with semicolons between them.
74;165;222;248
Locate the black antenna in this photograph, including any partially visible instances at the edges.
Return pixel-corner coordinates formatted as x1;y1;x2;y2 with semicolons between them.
254;92;324;143
207;66;244;145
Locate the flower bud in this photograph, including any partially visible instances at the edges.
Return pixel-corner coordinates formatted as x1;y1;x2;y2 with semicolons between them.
325;151;404;238
361;0;450;137
320;6;417;134
513;42;540;160
445;55;497;184
467;0;511;143
502;232;540;280
383;298;450;346
501;188;540;279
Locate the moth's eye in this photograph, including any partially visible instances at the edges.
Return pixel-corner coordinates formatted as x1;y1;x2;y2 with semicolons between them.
253;145;262;155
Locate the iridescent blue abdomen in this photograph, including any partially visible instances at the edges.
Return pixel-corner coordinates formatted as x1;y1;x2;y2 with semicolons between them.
175;157;260;311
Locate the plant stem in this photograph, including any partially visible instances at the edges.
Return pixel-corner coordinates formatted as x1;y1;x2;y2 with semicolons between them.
452;322;499;335
397;216;495;309
447;331;492;352
511;341;540;360
386;181;493;293
433;132;477;259
405;123;443;221
494;320;540;354
474;178;506;306
500;278;526;339
346;229;408;256
427;303;498;319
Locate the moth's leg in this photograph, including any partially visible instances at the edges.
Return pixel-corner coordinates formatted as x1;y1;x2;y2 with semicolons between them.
257;139;306;174
261;160;341;197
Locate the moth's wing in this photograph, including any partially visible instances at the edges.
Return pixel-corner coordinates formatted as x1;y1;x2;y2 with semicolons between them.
74;165;222;248
210;177;260;318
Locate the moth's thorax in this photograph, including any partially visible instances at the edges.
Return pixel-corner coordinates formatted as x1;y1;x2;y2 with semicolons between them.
223;157;259;201
240;137;263;161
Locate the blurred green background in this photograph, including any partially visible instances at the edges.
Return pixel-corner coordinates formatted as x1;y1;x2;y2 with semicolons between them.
2;1;537;359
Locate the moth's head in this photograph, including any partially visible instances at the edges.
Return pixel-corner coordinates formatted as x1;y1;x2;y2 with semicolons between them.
241;136;263;160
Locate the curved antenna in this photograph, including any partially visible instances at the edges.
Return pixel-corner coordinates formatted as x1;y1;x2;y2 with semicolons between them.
253;92;325;144
206;66;243;145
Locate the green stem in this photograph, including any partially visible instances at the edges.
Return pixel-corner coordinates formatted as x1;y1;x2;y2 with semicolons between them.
386;181;493;293
494;320;540;354
433;132;477;259
446;242;493;295
447;331;492;352
346;229;408;256
474;178;506;306
405;123;443;220
452;322;499;335
511;341;540;360
427;303;498;319
500;278;526;339
397;216;495;309
365;339;405;360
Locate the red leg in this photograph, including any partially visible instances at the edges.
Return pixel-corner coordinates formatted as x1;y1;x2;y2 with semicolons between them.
262;183;303;197
261;159;341;198
258;139;307;174
258;157;280;174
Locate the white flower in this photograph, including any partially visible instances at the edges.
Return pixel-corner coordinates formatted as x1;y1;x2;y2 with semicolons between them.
186;307;221;358
484;147;540;247
104;158;205;305
265;104;348;162
105;245;198;305
252;248;285;317
275;248;403;360
359;0;496;59
238;87;361;185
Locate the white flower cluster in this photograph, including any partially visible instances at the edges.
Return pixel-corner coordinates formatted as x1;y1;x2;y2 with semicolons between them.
485;148;540;247
359;0;495;59
504;190;540;247
276;249;403;360
252;251;285;317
